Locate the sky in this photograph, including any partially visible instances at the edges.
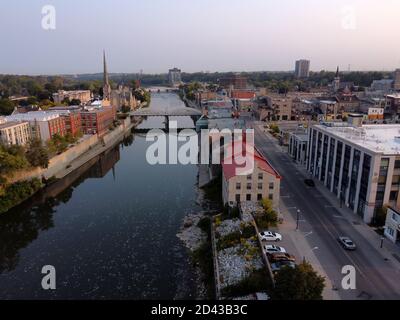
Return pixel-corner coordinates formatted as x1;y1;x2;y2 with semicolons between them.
0;0;400;75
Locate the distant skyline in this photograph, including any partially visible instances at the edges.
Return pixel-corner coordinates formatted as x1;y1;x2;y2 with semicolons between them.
1;0;400;75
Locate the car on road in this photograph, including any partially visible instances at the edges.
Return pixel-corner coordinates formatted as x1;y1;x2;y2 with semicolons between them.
271;260;296;273
268;252;296;262
264;244;286;254
338;236;356;250
259;231;282;242
304;179;315;187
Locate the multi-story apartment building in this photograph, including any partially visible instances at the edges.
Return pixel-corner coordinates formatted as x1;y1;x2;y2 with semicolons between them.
80;106;115;136
219;74;248;90
295;59;310;78
0;121;31;145
52;90;91;104
6;112;66;142
222;145;281;208
306;119;400;223
168;68;182;87
50;106;82;137
264;95;293;121
385;93;400;117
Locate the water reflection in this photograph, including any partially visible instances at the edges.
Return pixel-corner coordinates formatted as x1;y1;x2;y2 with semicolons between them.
0;145;121;275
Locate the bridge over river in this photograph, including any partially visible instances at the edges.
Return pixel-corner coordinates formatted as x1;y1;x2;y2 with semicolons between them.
131;92;203;130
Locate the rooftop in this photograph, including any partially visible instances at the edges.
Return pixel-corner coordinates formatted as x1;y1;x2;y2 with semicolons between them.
316;123;400;155
6;111;61;122
0;121;29;129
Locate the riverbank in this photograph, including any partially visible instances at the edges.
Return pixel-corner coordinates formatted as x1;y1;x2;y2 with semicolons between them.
1;115;141;214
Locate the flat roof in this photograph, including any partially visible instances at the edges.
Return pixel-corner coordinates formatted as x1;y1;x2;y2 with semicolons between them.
0;121;28;129
314;123;400;155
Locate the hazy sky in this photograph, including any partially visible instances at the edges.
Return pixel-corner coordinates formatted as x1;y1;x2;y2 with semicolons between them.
1;0;400;74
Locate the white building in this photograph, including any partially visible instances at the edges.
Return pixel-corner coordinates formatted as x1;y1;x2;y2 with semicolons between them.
0;121;31;145
384;207;400;243
307;120;400;223
288;131;308;165
5;111;66;142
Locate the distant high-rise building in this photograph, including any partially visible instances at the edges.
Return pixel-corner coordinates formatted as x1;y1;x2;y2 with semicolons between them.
295;59;310;78
394;69;400;91
168;68;182;87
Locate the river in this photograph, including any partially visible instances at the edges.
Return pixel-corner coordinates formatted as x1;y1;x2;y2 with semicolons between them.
0;92;201;299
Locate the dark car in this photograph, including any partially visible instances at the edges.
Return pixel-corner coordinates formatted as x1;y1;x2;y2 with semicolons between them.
268;252;296;262
304;179;315;187
338;236;356;250
271;260;296;273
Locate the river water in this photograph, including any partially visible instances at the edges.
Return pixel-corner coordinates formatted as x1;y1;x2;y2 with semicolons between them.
0;92;201;299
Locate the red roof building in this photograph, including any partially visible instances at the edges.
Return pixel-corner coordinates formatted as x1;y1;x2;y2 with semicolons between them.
221;141;281;207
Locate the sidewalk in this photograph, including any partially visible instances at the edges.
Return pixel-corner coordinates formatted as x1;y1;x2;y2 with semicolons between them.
278;200;341;300
294;160;400;270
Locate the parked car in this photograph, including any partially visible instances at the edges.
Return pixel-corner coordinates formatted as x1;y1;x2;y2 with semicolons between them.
264;244;286;254
268;252;296;262
271;260;296;272
259;231;282;242
304;179;315;187
338;236;356;250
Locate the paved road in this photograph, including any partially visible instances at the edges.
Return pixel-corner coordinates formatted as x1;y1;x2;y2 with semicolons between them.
252;123;400;300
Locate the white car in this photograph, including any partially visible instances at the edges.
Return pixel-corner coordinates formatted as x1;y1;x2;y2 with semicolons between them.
259;231;282;242
264;244;286;254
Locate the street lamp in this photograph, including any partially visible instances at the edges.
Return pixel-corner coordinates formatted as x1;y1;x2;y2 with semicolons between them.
296;209;301;230
380;236;384;249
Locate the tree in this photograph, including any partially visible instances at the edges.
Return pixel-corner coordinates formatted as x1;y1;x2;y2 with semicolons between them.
0;144;29;175
26;138;49;168
254;198;278;228
273;261;325;300
0;98;15;115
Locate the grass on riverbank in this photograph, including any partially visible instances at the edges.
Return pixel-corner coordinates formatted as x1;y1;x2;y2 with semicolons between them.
0;178;43;214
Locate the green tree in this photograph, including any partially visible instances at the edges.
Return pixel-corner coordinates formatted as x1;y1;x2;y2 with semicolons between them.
255;198;278;229
0;98;15;115
26;138;49;168
0;144;29;175
69;98;81;106
273;261;325;300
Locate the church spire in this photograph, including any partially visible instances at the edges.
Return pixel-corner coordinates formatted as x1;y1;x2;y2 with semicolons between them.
102;50;111;101
103;50;109;86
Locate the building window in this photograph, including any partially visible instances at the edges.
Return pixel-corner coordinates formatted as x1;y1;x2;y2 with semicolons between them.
246;194;252;201
387;227;395;237
268;194;273;200
257;194;262;201
236;183;241;190
390;191;398;201
258;183;263;190
392;213;398;222
247;175;252;180
395;160;400;169
258;173;263;180
269;182;274;189
246;183;252;190
392;175;400;185
235;194;240;202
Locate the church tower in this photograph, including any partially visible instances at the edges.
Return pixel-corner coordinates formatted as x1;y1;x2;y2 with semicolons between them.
333;66;340;93
103;50;111;102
